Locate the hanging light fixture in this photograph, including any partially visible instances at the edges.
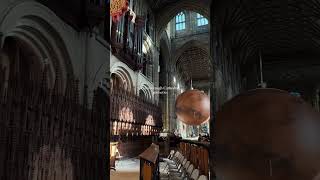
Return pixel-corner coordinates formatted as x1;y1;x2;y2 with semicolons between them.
258;51;267;88
190;79;194;90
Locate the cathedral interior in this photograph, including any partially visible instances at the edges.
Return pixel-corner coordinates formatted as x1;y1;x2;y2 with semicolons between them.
0;0;320;180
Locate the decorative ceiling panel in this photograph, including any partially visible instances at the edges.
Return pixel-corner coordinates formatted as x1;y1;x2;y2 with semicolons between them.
176;47;210;82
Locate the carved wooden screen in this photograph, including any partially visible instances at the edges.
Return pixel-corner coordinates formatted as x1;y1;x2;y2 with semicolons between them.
110;89;162;136
0;73;108;180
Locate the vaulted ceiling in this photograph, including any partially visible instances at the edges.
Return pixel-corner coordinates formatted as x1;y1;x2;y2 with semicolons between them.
150;0;211;10
214;0;320;89
150;0;178;9
151;0;320;92
176;47;211;83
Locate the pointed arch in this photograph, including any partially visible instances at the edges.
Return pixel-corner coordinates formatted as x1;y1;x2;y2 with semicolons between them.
155;0;210;39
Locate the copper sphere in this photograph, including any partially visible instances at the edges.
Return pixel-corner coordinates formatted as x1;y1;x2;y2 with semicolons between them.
175;89;210;125
215;88;320;180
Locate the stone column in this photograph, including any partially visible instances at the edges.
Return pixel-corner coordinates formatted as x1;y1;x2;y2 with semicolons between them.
153;48;160;104
0;32;7;95
110;21;118;46
210;1;220;178
0;32;3;48
165;70;170;131
122;13;129;52
312;86;320;111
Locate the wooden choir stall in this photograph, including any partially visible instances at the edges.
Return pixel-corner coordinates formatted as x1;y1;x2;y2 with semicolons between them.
179;140;210;177
139;143;160;180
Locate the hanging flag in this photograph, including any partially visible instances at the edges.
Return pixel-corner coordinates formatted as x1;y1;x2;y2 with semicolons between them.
110;0;129;22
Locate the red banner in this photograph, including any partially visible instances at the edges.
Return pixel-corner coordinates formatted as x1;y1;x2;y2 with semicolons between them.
110;0;129;22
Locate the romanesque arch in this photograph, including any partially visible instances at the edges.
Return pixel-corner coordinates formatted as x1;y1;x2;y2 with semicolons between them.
0;2;109;180
139;83;152;101
111;64;134;93
0;1;75;94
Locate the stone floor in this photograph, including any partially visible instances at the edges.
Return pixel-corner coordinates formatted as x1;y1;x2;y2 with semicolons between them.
159;161;170;180
110;157;171;180
110;158;140;180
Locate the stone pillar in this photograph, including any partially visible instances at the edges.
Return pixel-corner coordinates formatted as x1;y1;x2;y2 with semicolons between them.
0;33;7;95
153;48;160;104
110;21;118;46
166;69;178;133
0;32;3;48
316;91;319;111
123;13;129;52
312;87;320;111
210;1;220;178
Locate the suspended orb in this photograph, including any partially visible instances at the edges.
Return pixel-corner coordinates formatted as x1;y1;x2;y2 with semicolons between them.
175;89;210;125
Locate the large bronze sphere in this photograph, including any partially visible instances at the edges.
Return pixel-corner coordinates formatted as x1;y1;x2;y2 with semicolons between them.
175;89;210;125
215;88;320;180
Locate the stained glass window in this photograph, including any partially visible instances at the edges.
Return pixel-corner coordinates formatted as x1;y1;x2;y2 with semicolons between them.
176;12;186;31
197;13;208;26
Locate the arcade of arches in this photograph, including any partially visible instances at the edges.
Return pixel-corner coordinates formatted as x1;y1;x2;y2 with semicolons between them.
0;0;320;180
109;0;212;178
0;0;109;180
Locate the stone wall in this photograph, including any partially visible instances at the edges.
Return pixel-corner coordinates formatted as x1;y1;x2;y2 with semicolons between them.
0;0;110;108
0;1;110;179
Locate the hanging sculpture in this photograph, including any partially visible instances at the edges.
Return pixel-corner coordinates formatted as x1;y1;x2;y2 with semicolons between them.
175;89;210;125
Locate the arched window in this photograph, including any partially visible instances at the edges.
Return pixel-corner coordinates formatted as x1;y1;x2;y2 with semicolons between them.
196;13;208;26
175;12;186;31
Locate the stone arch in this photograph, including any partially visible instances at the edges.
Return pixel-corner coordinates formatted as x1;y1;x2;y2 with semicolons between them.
2;35;56;89
111;63;134;93
91;60;110;96
0;1;75;94
139;83;152;101
155;0;210;39
173;40;210;64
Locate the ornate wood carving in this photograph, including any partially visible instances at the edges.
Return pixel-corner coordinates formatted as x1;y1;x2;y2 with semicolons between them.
110;89;162;137
0;67;108;180
179;141;209;176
